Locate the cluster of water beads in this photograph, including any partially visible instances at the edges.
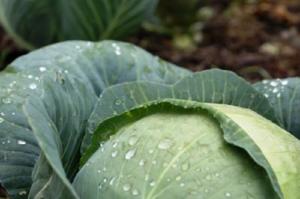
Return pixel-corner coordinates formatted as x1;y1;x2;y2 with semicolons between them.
92;133;239;198
262;79;289;98
18;190;27;196
112;43;122;56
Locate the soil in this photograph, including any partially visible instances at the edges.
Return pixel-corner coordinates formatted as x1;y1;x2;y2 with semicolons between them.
1;1;300;82
128;0;300;81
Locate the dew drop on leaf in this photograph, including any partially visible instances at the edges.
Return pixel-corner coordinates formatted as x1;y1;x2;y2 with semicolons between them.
17;140;26;145
18;190;27;196
282;80;288;85
181;162;190;171
206;175;211;180
0;117;4;123
39;67;46;72
29;83;37;90
125;149;136;160
132;189;139;196
176;176;181;181
112;141;118;148
149;181;155;187
270;81;278;87
123;183;131;192
139;160;145;166
2;98;12;104
225;192;231;197
148;149;154;154
158;138;173;150
109;177;116;186
111;151;118;158
114;99;123;106
128;135;138;146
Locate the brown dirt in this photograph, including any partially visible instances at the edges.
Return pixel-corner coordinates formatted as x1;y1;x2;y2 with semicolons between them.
128;1;300;81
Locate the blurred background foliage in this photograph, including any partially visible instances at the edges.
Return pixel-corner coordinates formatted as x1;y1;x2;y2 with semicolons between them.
1;0;300;81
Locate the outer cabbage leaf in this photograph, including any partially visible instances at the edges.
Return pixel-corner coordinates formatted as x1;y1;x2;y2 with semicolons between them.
254;78;300;139
0;0;158;49
0;40;190;198
83;69;278;152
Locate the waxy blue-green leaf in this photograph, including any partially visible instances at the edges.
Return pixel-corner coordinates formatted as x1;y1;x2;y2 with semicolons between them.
0;40;190;198
254;78;300;139
0;0;158;49
83;69;278;153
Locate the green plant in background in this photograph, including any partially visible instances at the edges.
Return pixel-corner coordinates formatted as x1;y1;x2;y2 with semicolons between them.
0;0;158;50
0;40;299;198
145;0;215;49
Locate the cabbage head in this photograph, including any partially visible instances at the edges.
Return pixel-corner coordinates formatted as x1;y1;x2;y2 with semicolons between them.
0;40;299;199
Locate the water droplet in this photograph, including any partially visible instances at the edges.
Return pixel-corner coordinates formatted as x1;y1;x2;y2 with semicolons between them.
11;112;15;115
109;177;116;185
225;192;231;197
149;181;155;187
139;160;145;166
176;176;181;181
180;183;185;187
0;117;4;123
97;170;101;174
98;183;103;190
17;140;26;145
125;149;136;160
128;135;138;146
112;141;118;148
123;183;131;192
272;88;278;93
103;167;107;172
181;163;190;171
0;112;4;116
205;175;211;180
115;50;121;56
2;98;11;104
112;151;118;158
103;178;107;183
270;81;278;87
148;149;154;154
28;75;33;79
132;189;139;196
158;138;173;150
277;93;281;98
18;190;27;196
145;174;149;181
114;99;123;105
29;83;37;90
264;94;269;98
39;67;46;72
282;80;288;85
